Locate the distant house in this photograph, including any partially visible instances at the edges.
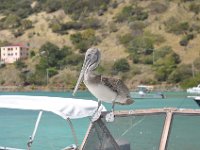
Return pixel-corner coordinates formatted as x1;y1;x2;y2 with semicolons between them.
0;43;29;64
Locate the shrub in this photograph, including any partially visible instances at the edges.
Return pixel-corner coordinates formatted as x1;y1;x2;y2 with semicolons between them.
128;36;154;54
111;1;118;9
119;32;166;65
154;50;181;82
82;18;101;29
45;0;62;13
13;28;24;37
148;2;168;14
115;6;133;22
0;40;9;47
112;58;130;73
119;33;133;46
15;60;27;70
65;54;83;66
70;29;99;53
130;53;140;64
0;0;33;18
155;67;168;81
194;57;200;70
48;68;58;77
179;36;189;46
180;74;200;89
0;63;6;68
63;0;110;20
30;51;35;57
136;11;148;21
129;21;147;32
155;46;172;60
96;65;105;74
50;21;62;33
179;34;194;47
21;19;33;30
120;32;164;56
168;64;193;83
165;17;190;35
115;5;148;23
109;22;118;32
0;80;5;85
141;55;153;64
189;3;200;15
50;18;101;34
190;24;200;33
39;42;68;68
3;14;21;29
62;21;82;30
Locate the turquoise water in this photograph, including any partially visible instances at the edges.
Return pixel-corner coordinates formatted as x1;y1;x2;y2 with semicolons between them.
0;91;199;149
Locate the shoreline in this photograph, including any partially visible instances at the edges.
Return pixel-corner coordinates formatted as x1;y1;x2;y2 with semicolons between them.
0;84;184;92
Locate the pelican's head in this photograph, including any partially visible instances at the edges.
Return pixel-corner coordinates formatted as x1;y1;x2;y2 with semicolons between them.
73;48;101;96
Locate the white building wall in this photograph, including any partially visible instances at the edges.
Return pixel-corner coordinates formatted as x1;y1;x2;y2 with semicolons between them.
0;46;29;63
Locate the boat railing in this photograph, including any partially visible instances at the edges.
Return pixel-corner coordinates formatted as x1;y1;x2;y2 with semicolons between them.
80;108;200;150
1;111;79;150
0;147;25;150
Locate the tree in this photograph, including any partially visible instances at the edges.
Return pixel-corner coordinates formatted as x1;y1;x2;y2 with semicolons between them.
70;29;99;53
39;42;66;68
112;58;130;73
154;49;181;82
15;60;27;70
168;64;193;83
3;14;21;29
45;0;62;13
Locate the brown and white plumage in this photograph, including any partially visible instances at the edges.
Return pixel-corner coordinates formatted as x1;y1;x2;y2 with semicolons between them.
73;48;134;121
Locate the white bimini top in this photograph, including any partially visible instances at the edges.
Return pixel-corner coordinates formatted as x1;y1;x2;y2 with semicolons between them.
0;95;106;119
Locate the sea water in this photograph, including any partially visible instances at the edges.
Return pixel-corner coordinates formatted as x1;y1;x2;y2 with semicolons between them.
0;91;199;150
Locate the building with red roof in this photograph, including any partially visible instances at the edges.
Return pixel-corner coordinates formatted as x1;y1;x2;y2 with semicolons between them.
0;43;29;63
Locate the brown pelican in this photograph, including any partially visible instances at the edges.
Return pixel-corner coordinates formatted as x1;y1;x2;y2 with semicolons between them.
73;48;134;122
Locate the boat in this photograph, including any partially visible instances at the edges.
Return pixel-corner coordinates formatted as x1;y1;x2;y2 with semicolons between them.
187;95;200;106
0;95;106;150
81;108;200;150
1;95;200;150
186;84;200;94
131;85;165;99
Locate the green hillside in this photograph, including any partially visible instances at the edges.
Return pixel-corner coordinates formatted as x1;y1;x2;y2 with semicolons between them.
0;0;200;91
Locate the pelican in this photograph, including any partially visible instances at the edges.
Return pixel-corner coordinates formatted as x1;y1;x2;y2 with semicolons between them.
73;48;134;122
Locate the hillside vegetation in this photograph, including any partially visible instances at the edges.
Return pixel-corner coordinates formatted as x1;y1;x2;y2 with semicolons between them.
0;0;200;91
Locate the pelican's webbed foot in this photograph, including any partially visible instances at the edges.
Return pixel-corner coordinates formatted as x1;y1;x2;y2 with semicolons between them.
91;110;102;122
91;100;102;122
105;101;115;122
105;111;114;122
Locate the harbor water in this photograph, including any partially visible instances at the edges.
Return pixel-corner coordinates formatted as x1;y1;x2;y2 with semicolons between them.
0;91;199;150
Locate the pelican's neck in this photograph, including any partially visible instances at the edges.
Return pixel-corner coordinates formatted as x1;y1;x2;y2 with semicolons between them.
84;70;98;83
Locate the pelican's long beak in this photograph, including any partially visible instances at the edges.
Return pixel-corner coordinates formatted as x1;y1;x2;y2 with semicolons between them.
73;59;90;96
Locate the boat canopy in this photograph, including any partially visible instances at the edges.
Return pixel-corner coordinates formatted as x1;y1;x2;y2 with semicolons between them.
0;95;106;119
